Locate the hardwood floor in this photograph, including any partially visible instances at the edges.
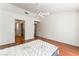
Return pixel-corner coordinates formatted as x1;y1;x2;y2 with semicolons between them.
0;37;79;56
36;36;79;56
0;39;35;49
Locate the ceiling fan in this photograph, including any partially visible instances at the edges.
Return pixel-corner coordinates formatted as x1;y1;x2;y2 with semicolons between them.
36;3;50;18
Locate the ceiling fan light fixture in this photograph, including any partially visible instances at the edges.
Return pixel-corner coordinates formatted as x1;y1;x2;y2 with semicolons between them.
36;3;50;18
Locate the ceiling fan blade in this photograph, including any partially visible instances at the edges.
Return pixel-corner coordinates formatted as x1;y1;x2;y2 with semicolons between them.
39;15;45;18
38;12;50;18
41;12;50;15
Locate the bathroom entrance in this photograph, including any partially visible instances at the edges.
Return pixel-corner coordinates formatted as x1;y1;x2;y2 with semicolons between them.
15;19;25;44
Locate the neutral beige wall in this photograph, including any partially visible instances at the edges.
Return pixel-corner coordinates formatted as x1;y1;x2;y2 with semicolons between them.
37;11;79;47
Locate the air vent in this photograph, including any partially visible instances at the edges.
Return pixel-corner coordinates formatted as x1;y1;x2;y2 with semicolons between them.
25;12;29;14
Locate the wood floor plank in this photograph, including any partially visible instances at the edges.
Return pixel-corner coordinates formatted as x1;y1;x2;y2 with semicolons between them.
0;39;35;49
36;36;79;56
0;37;79;56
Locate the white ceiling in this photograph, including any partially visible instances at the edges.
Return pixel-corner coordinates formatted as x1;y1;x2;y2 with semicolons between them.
11;3;79;14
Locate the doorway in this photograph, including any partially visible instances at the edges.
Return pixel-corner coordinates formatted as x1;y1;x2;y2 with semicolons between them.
15;20;25;44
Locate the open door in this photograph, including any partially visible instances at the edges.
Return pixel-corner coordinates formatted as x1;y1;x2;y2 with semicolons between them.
15;20;25;44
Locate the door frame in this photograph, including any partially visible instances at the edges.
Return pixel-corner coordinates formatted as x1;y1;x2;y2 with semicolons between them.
15;19;25;44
